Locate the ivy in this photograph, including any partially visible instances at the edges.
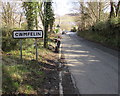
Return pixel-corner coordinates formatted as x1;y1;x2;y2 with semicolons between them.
22;2;38;30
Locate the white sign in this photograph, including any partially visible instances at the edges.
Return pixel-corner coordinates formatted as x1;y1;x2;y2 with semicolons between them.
13;30;43;38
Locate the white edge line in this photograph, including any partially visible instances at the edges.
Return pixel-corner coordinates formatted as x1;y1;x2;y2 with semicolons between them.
59;43;63;96
59;71;63;96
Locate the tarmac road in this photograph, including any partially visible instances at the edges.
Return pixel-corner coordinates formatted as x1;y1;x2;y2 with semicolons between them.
61;32;118;94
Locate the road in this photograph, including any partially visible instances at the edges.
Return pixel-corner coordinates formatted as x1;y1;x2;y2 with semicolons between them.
61;32;118;94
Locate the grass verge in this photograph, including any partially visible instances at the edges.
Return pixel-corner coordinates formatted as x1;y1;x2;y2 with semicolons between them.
2;38;58;95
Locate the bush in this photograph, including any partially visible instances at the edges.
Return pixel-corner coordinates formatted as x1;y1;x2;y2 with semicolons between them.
54;29;59;33
71;27;77;32
1;27;20;52
78;19;120;50
110;17;120;25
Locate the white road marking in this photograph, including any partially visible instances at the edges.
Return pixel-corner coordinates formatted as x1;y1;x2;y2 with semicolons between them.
59;43;63;96
59;71;63;96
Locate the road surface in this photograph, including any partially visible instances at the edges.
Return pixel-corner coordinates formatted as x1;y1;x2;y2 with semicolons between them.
61;32;118;94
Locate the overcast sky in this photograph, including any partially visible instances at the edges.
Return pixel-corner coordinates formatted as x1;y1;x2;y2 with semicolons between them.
52;0;79;16
1;0;118;15
52;0;119;16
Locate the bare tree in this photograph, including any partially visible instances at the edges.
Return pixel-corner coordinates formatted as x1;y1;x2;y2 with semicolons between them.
75;1;108;31
1;2;24;28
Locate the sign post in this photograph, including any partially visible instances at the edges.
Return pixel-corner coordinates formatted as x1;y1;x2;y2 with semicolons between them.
20;40;22;60
13;30;43;61
35;39;38;61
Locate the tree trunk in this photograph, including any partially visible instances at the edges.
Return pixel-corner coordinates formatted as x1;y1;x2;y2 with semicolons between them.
44;23;48;48
116;1;120;17
19;13;22;28
43;2;48;48
110;1;115;18
98;2;102;21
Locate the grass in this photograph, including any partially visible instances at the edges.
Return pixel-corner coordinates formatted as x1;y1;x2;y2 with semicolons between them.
2;55;44;94
2;38;58;95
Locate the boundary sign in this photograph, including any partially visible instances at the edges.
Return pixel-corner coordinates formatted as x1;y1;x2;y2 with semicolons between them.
13;30;43;39
13;30;43;61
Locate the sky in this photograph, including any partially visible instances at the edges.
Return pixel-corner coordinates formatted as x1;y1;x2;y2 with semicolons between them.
1;0;118;16
52;0;118;16
1;0;78;16
52;0;79;16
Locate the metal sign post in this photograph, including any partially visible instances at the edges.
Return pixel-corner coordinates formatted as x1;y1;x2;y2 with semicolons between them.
35;39;38;61
13;30;43;61
20;40;22;60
